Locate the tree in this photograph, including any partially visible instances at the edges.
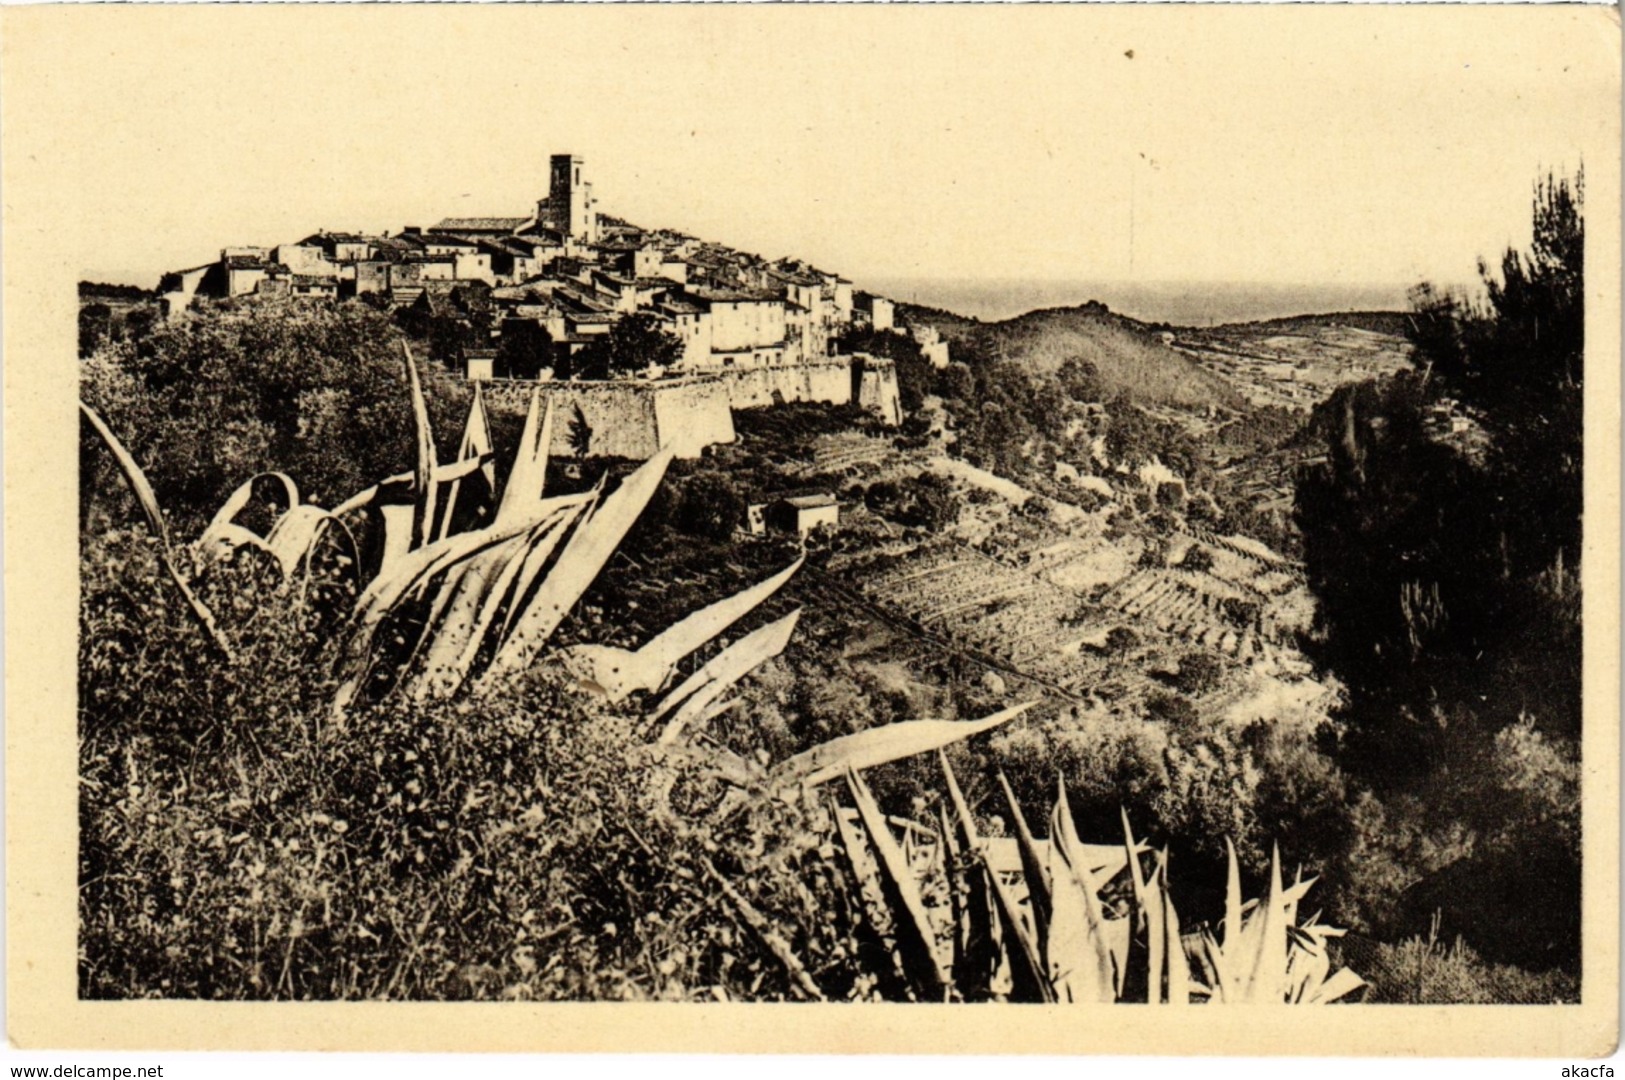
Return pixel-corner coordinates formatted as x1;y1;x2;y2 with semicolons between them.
78;300;462;533
1293;171;1584;969
496;320;554;380
428;315;476;371
842;327;930;413
675;473;746;541
1056;357;1106;403
1295;372;1497;779
572;313;683;380
80;303;113;358
1299;171;1584;775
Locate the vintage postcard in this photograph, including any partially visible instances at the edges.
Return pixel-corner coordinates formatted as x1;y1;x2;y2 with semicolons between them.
3;3;1619;1057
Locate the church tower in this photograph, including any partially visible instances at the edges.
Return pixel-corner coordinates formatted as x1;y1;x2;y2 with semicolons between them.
538;153;598;244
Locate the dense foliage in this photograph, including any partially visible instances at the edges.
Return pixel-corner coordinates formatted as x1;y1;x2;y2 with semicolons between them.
78;535;866;1000
82;300;468;533
1294;172;1583;969
564;313;685;380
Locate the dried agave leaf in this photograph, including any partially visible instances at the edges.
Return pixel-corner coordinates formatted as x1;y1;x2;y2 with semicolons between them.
201;471;299;543
265;504;360;580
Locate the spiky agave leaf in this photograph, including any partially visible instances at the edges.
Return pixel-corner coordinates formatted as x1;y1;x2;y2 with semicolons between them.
402;342;439;553
769;701;1036;793
403;503;588;704
564;555;807;708
434;380;497;543
1286;917;1366;1005
936;752;1009;1000
842;769;949;1000
1306;966;1368;1005
996;770;1051;942
1159;853;1190;1004
492;473;605;647
652;608;802;746
494;389;553;529
1243;845;1289;1004
1225;837;1245;956
477;446;676;691
981;836;1052;1003
80;401;234;662
331;455;493;519
1045;782;1115;1002
1285;924;1331;1004
329;496;594;712
982;836;1137;884
1118;805;1157;1000
405;503;588;701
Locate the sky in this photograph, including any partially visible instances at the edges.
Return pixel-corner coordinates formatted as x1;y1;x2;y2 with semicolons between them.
17;5;1612;293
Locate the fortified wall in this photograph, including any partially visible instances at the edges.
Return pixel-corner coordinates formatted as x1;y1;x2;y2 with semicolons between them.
716;360;854;410
477;355;899;461
482;375;736;460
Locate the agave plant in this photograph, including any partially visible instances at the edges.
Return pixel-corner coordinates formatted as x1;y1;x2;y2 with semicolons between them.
829;754;1367;1004
82;344;809;715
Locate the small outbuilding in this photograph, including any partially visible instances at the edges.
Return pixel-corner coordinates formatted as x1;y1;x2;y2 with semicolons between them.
765;493;839;537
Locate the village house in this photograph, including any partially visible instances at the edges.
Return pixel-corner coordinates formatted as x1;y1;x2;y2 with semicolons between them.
911;323;951;368
687;286;788;367
153;154;907;417
157;263;214;319
764;493;840;537
854;292;894;332
223;249;272;296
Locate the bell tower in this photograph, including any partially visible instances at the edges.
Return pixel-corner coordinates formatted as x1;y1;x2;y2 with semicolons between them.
540;153;598;244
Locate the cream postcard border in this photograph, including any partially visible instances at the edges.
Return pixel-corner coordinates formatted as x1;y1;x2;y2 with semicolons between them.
3;4;1618;1055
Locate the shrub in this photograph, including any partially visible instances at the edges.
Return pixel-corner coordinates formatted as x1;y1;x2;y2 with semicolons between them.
1171;651;1222;695
1145;690;1198;728
675;473;746;542
1350;926;1578;1004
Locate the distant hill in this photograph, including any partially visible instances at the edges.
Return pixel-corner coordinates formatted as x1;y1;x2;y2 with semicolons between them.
1207;310;1411;337
966;302;1245;410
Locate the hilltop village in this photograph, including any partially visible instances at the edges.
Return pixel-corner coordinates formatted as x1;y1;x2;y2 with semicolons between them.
95;152;1425;772
151;154;972;456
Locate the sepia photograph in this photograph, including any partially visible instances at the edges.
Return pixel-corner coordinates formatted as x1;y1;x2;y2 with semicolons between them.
3;2;1619;1058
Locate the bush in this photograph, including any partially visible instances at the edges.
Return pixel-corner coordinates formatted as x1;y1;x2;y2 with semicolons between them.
81;300;465;533
1350;929;1578;1004
1171;651;1222;695
1145;689;1197;728
675;473;746;542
